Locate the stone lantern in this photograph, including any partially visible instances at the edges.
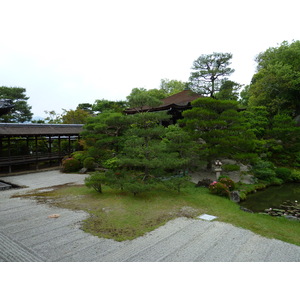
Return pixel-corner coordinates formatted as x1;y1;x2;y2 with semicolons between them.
214;160;222;180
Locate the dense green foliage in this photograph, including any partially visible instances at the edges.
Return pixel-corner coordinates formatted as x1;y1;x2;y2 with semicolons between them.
247;40;300;116
180;97;257;166
0;86;32;123
159;78;186;96
81;44;300;196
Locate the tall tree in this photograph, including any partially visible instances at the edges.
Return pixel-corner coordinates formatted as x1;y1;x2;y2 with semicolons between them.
189;52;235;98
180;98;257;167
113;112;191;195
81;112;129;164
248;40;300;116
0;86;32;123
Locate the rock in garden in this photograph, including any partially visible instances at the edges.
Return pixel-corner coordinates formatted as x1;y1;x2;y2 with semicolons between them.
230;191;240;203
240;206;254;213
48;214;60;218
79;167;88;174
195;178;213;187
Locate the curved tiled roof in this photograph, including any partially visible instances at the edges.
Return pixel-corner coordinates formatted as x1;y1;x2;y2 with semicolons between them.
124;90;202;114
0;123;84;137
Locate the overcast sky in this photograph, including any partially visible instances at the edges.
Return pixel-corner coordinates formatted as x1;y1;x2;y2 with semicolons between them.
0;0;299;118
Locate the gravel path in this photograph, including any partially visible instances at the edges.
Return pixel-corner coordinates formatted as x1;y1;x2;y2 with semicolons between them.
1;170;300;262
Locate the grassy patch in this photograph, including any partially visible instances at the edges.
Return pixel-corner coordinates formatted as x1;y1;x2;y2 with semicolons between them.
21;183;300;245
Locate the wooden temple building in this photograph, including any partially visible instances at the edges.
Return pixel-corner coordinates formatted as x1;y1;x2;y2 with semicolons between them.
0;123;83;173
124;90;202;124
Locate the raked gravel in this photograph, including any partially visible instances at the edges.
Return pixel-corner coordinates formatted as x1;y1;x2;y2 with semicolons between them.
1;170;300;262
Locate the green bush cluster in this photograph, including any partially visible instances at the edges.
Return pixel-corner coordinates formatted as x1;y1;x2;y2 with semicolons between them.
222;164;240;172
275;167;292;182
290;169;300;182
252;159;276;182
83;157;96;170
219;177;235;191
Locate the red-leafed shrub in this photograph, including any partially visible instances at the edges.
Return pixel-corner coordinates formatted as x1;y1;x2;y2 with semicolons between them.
208;181;230;197
61;157;81;173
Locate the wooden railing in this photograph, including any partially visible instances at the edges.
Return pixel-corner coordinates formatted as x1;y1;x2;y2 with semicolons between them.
0;152;66;167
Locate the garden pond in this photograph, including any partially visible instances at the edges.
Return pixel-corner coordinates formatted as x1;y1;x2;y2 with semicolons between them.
241;183;300;219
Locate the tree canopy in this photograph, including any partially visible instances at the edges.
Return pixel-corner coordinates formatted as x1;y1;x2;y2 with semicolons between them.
159;79;186;96
0;86;32;123
248;40;300;116
189;52;235;98
126;88;163;112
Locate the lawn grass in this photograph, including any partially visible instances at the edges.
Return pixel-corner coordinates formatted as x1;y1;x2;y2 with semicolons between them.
25;183;300;245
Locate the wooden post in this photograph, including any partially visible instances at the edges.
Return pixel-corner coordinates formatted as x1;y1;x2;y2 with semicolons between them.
68;135;71;155
35;136;39;170
58;135;61;165
49;135;52;166
8;136;11;173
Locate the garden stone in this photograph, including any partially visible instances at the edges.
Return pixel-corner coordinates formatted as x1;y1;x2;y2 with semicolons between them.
284;215;299;221
196;178;213;187
79;167;88;174
230;191;240;203
240;206;254;213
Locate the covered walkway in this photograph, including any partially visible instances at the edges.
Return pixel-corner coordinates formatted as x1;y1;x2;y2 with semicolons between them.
0;123;83;173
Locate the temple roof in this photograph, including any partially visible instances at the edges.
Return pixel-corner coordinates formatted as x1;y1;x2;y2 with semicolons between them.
124;90;202;114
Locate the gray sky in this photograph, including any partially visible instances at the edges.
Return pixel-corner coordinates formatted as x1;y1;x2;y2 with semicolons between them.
0;0;299;118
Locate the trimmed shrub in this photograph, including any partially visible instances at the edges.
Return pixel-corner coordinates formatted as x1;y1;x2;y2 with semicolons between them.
270;177;284;186
83;157;96;170
219;177;235;191
71;151;87;163
223;164;240;172
290;169;300;182
275;167;292;182
85;172;105;193
252;159;276;182
209;181;229;197
61;158;81;173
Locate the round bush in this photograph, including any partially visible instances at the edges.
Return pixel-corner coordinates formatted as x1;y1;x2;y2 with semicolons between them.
219;177;235;191
209;181;229;197
83;157;95;170
223;164;240;172
275;167;292;182
61;158;81;173
290;170;300;182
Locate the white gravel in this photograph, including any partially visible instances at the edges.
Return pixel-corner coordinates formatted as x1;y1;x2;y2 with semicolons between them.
1;170;300;262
